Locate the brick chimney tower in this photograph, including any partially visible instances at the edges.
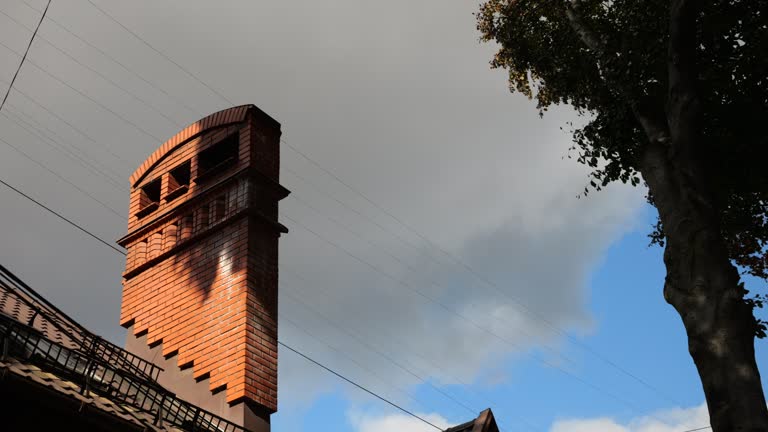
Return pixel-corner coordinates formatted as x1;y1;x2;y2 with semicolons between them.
117;105;289;431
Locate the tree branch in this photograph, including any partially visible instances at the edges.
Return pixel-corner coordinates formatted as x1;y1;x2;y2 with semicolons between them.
667;0;701;148
564;0;670;145
563;1;605;54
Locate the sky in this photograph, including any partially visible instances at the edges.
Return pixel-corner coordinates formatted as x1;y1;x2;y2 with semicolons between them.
0;1;765;431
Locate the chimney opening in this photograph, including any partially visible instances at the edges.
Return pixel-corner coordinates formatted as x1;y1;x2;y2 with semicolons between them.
196;134;239;182
166;161;191;202
137;178;161;218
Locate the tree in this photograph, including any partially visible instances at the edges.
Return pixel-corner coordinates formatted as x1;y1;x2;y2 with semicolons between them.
477;1;768;430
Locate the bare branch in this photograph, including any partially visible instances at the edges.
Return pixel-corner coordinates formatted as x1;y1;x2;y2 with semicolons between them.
563;0;605;54
564;0;670;145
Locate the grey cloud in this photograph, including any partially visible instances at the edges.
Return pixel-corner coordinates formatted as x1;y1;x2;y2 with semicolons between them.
0;0;645;418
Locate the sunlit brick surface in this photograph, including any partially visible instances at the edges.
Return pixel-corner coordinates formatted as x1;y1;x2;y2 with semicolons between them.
118;105;287;410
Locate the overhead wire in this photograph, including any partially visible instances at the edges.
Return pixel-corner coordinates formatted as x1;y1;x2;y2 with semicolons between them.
0;2;712;428
0;175;446;432
280;282;540;432
281;288;481;416
0;39;164;143
1;106;126;189
279;313;442;425
0;131;125;219
284;178;584;373
0;177;124;254
84;0;233;107
0;173;712;432
0;2;540;422
0;17;520;422
0;76;128;164
31;0;706;410
286;138;684;406
17;0;202;118
0;6;184;128
0;0;50;113
277;340;444;431
279;211;651;416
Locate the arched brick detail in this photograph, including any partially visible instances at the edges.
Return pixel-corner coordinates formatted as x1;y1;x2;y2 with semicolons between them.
130;105;252;187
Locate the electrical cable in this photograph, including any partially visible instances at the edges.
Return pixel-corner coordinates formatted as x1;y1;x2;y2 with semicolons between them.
278;339;444;431
0;0;51;113
0;177;125;254
0;175;449;432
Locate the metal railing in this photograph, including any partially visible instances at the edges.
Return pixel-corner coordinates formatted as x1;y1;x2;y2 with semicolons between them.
0;295;248;432
0;263;256;431
0;264;162;382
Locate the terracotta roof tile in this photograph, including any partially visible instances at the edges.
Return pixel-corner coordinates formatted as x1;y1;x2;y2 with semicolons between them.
0;358;174;431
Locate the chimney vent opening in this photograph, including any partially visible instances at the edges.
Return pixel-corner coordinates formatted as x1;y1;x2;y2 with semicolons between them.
196;134;239;182
137;178;161;218
167;161;191;202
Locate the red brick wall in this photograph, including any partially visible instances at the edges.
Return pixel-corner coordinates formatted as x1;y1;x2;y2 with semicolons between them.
119;105;283;411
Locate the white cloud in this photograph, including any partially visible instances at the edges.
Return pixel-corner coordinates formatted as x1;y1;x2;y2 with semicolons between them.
550;403;710;432
348;410;453;432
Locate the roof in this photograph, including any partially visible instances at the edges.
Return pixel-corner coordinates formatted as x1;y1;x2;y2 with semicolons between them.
444;409;500;432
0;358;183;431
0;263;500;432
130;104;280;187
0;263;253;432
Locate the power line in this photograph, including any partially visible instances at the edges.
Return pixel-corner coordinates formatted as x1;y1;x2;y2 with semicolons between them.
0;0;50;113
281;288;480;417
17;0;203;118
285;182;583;373
0;6;184;128
84;0;233;107
59;3;676;407
0;1;699;422
277;340;443;431
10;8;661;406
12;5;558;418
2;106;126;190
0;22;540;418
0;76;128;164
280;313;438;420
279;211;654;417
1;171;711;432
0;177;124;254
284;140;683;406
0;174;446;431
0;131;125;219
0;115;707;431
280;268;541;432
0;39;163;142
16;0;691;409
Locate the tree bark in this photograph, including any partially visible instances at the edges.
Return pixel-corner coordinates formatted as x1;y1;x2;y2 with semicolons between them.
563;1;768;428
640;140;768;432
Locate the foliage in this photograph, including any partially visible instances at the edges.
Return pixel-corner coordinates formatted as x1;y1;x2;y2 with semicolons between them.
477;0;768;296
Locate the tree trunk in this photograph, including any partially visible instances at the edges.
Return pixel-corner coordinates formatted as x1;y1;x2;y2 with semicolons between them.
640;143;768;432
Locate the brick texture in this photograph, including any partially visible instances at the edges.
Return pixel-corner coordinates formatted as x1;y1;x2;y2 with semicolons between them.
118;105;288;411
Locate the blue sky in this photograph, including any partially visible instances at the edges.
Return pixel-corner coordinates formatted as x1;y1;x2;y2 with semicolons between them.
272;205;768;432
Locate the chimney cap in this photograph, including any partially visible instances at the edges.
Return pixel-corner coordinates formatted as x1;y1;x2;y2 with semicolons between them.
130;105;280;187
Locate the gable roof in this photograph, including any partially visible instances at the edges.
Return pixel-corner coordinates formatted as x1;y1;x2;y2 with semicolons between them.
444;409;500;432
